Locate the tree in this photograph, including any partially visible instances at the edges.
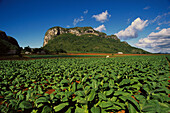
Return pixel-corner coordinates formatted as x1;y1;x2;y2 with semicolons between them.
24;46;31;52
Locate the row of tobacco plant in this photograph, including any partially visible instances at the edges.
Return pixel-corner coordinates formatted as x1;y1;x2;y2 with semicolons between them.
0;56;170;113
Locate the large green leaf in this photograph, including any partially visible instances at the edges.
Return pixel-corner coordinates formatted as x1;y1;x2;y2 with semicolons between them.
77;84;83;89
128;102;138;113
142;100;169;113
9;99;18;108
99;101;113;108
92;79;98;90
35;97;48;104
42;105;52;113
114;91;130;96
61;79;69;84
19;101;32;109
119;79;131;86
26;90;31;101
113;102;125;109
54;102;69;112
19;94;24;101
77;98;88;104
65;107;73;113
75;106;86;113
75;91;85;97
84;86;91;95
72;82;76;92
82;75;88;83
127;97;140;111
91;106;100;113
105;89;114;96
87;89;96;101
98;93;107;100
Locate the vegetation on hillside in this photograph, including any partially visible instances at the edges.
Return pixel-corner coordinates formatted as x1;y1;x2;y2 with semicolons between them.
0;30;21;55
43;33;149;54
0;38;20;55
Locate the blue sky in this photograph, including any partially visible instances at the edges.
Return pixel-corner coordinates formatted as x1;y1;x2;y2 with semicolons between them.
0;0;170;53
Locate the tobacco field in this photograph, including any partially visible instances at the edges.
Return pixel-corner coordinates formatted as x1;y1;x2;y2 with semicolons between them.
0;56;170;113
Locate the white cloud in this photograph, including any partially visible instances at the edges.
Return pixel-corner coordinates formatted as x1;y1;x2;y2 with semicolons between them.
73;16;84;26
84;10;88;14
73;10;88;26
115;17;148;40
158;21;170;26
156;27;160;30
143;6;150;10
151;12;170;24
151;15;161;23
94;24;106;32
136;28;170;53
92;10;111;23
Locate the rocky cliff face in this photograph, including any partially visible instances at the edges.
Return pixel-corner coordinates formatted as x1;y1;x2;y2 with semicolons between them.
106;35;120;41
43;26;119;46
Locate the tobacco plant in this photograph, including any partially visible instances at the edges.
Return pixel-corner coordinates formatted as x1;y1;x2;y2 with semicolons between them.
0;56;170;113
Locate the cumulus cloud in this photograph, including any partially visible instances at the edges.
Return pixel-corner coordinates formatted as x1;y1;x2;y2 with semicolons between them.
115;17;148;40
94;24;106;32
156;27;160;30
92;10;111;23
73;16;84;26
143;6;150;10
84;10;88;14
136;28;170;53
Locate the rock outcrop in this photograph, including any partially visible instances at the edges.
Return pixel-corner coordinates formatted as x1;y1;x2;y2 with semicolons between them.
43;26;119;46
106;35;119;41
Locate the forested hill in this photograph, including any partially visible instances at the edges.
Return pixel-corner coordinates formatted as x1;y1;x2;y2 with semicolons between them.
43;26;149;54
0;30;20;55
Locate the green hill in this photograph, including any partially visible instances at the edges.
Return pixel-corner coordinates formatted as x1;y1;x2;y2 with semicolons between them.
43;33;149;54
0;30;20;55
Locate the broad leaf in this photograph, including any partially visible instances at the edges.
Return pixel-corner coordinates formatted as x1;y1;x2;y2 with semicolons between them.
91;106;100;113
128;102;138;113
54;103;69;112
119;79;131;86
99;101;113;108
42;105;52;113
98;93;107;100
88;89;96;101
19;101;32;109
35;97;48;104
128;97;140;111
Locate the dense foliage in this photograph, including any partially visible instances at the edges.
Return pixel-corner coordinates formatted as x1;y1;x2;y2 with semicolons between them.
0;38;20;54
43;33;149;54
0;56;170;113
